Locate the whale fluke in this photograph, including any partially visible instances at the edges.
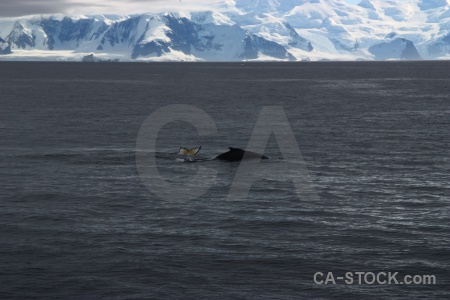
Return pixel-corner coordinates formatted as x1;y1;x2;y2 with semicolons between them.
179;146;201;156
215;147;268;162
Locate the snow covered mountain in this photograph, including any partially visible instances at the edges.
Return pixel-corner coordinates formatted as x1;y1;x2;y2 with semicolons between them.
369;38;422;60
0;0;449;61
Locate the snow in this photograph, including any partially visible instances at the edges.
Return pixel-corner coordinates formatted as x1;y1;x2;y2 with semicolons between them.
190;11;234;25
139;18;171;44
0;49;132;61
1;0;450;61
242;15;299;47
191;22;248;61
137;48;200;62
0;49;81;61
244;51;290;61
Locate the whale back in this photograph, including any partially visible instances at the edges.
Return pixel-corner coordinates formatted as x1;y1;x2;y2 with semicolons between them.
215;147;268;161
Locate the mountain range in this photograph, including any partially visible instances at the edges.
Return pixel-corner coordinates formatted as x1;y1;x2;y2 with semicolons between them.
0;0;449;61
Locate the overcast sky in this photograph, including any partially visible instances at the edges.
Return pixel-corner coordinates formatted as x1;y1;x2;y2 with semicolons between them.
0;0;221;17
0;0;362;18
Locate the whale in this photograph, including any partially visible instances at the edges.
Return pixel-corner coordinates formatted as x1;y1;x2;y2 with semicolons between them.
215;147;269;162
179;146;201;156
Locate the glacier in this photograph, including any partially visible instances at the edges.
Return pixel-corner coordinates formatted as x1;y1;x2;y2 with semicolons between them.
0;0;449;61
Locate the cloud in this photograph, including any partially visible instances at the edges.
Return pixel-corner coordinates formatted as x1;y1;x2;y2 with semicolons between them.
0;1;69;17
0;0;227;18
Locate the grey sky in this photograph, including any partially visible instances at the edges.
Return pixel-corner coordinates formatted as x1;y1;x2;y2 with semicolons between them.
0;0;105;17
0;0;225;18
0;0;362;18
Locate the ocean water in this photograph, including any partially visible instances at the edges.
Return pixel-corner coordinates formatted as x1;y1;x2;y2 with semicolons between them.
0;61;449;299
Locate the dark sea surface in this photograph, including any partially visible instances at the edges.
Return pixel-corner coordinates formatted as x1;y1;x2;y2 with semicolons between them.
0;61;449;299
